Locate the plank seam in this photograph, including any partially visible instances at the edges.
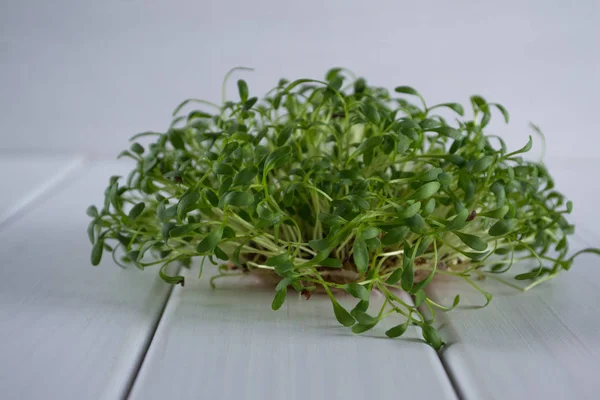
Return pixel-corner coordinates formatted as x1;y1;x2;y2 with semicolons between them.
0;156;87;231
437;347;466;400
122;274;180;400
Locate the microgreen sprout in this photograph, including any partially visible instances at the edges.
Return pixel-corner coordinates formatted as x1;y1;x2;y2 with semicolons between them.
86;67;599;349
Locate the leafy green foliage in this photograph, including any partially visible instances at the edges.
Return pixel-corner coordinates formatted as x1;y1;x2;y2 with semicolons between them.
86;67;597;350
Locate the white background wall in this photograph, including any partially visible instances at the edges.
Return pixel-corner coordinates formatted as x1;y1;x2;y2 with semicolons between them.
1;0;598;158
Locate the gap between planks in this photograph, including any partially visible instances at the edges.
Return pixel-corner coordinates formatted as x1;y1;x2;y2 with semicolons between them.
0;156;87;231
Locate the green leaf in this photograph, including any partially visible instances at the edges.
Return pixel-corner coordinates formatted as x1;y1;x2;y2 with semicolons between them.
164;205;177;219
421;324;444;350
143;157;158;174
430;126;461;140
386;267;403;284
418;168;442;182
271;288;287;310
480;109;491;128
381;226;410;246
397;202;421;219
87;220;97;244
86;205;98;217
366;236;381;251
308;238;330;251
222;191;254;207
130;131;162;141
395;86;421;96
129;142;144;155
237;79;249;103
222;142;239;157
156;200;166;221
414;289;426;307
325;67;342;82
489;219;517;236
410;182;440;200
362;102;380;125
397;133;411;153
479;206;509;219
353;136;383;157
446;154;465;166
232;165;258;186
168;129;185;150
204;189;219;207
401;261;414;291
343;283;370;301
109;183;120;211
319;258;343;268
399;119;420;130
318;212;347;226
406;214;426;233
169;224;193;237
471;95;487;111
505;136;532;158
274;261;294;277
472;156;494;173
419;118;441;130
187;110;212;121
265;253;289;266
177;190;200;220
215;163;236;176
256;202;274;220
421;198;436;218
196;228;223;254
353;311;378;325
243;97;258;110
445;209;469;231
128;202;145;220
453;231;488;251
161;222;176;241
91;240;103;266
353;238;369;274
415;235;434;256
331;299;355;327
514;271;540;280
276;125;295;146
385;319;410;338
352;323;377;334
351;300;369;317
214;246;229;261
275;277;293;292
265;146;292;171
361;227;380;240
493;103;509;123
431;103;464;116
438;171;453;186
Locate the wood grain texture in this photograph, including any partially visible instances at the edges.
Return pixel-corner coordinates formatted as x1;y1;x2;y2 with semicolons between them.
0;154;83;225
0;161;174;400
423;159;600;400
130;264;458;400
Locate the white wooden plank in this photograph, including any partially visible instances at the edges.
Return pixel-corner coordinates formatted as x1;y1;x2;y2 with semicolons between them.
423;158;600;400
129;264;458;400
0;161;174;400
426;251;600;400
0;154;83;225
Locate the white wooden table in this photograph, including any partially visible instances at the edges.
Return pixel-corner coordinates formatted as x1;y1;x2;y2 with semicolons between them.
0;155;598;400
